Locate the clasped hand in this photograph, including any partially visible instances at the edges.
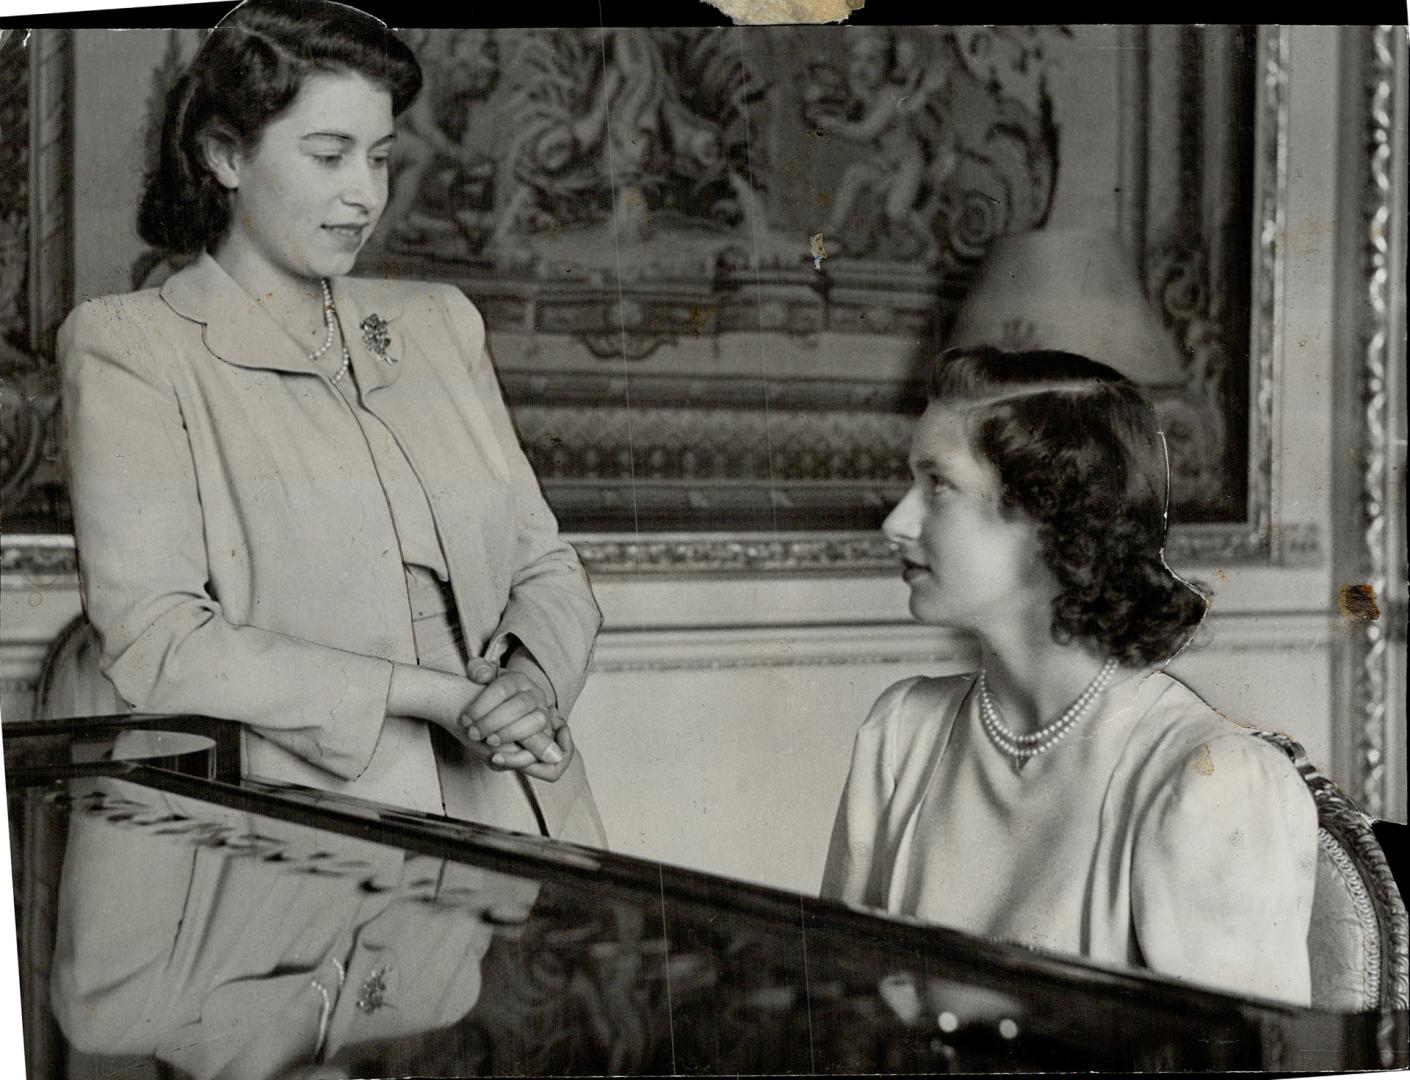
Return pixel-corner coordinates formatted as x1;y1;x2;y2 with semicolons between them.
459;658;574;782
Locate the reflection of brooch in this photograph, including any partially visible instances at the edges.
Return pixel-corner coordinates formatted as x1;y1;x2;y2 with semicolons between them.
359;314;398;365
356;968;388;1013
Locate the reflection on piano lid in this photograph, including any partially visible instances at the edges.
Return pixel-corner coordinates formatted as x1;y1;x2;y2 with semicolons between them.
5;733;1407;1077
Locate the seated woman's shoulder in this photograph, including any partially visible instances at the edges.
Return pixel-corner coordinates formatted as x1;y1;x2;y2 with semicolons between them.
1136;675;1316;820
861;672;975;735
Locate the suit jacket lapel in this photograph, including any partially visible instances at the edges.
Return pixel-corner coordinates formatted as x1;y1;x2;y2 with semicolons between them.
337;277;513;484
160;252;315;377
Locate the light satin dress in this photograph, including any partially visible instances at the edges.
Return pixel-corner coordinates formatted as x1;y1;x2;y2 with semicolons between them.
822;669;1319;1005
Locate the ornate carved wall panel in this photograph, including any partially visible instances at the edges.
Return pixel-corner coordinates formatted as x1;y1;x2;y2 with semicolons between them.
1124;26;1256;525
0;30;71;537
361;26;1067;538
357;26;1269;561
0;26;1320;573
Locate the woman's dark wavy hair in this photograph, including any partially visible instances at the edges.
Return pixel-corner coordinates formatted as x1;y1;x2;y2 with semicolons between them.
138;0;423;254
928;346;1208;665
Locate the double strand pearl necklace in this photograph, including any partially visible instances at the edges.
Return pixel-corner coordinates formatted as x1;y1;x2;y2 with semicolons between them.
978;657;1118;763
307;278;351;385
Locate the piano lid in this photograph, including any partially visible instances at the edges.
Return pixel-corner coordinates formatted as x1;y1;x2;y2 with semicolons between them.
3;718;1406;1077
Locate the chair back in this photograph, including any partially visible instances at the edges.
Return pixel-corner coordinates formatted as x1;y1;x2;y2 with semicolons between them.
35;615;126;721
1250;729;1408;1011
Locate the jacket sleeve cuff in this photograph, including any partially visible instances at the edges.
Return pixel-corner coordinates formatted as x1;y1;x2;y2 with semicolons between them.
487;616;591;718
304;654;395;780
175;651;394;783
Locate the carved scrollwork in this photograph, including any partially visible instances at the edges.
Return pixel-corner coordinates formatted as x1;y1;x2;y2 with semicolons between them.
1;33;69;530
1130;27;1261;525
575;331;674;361
379;28;771;268
1145;239;1230;509
516;404;911;486
130;29;200;290
364;27;1061;284
0;361;61;509
0;209;27;346
1;34;32;349
801;26;1061;268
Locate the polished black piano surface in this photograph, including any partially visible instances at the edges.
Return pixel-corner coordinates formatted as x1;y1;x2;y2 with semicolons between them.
4;715;1406;1078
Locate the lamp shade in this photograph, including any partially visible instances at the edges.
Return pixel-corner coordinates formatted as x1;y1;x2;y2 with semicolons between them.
948;228;1186;385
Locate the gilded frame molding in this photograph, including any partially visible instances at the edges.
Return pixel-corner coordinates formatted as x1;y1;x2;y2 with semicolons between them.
1350;24;1408;819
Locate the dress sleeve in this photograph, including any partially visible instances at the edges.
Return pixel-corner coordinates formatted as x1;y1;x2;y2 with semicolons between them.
1131;731;1319;1005
820;677;921;908
435;286;603;716
59;298;393;780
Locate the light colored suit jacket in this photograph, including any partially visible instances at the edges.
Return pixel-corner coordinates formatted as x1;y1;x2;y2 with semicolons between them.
58;253;603;838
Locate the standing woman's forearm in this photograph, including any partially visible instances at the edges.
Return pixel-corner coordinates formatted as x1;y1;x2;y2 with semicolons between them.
386;662;481;733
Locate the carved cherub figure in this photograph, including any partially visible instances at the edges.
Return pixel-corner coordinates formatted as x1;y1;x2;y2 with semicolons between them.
807;30;954;261
381;29;500;248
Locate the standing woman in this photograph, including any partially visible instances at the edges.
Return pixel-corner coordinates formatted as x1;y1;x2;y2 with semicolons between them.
823;347;1318;1004
55;0;605;844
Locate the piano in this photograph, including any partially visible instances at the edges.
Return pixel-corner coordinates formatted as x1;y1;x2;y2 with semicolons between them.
4;714;1405;1077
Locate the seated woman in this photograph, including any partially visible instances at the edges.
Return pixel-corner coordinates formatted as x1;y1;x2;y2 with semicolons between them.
822;347;1318;1005
55;0;603;843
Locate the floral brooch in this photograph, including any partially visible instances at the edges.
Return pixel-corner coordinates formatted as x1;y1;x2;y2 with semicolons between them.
356;967;388;1013
359;313;398;365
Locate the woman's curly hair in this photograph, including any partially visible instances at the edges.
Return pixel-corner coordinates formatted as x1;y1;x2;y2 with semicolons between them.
138;0;423;254
928;346;1208;665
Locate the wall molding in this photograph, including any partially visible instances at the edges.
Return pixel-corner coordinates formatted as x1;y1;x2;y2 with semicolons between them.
1179;610;1345;654
588;623;976;673
0;533;78;579
0;523;1326;582
0;596;1347;693
585;609;1337;674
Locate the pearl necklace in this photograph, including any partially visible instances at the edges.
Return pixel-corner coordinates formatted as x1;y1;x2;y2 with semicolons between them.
308;278;350;385
978;657;1118;763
